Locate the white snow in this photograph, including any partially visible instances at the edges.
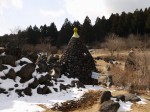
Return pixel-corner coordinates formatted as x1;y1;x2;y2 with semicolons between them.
0;84;104;112
111;97;133;112
117;100;133;112
15;57;32;65
137;96;147;104
0;62;148;112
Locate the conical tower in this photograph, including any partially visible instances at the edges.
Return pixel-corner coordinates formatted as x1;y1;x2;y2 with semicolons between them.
60;27;97;85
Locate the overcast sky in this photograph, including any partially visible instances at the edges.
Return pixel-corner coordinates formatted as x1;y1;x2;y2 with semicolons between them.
0;0;150;36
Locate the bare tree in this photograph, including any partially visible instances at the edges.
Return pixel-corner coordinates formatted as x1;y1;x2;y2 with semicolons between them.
104;33;126;57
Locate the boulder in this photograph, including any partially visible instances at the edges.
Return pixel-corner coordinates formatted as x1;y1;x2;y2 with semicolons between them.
100;91;112;104
99;100;120;112
27;52;38;63
23;87;32;96
37;86;51;94
0;88;6;94
60;84;69;91
17;63;35;82
38;76;48;85
15;89;24;97
71;80;85;88
5;43;22;59
36;61;48;73
114;95;125;102
0;55;16;66
6;68;16;80
124;94;141;102
28;78;39;89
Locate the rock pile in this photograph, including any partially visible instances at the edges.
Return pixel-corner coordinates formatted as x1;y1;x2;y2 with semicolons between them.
0;54;85;97
125;49;137;71
60;28;97;85
99;91;141;112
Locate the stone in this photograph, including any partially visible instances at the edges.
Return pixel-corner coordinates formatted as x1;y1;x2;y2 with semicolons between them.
27;52;38;63
36;61;48;73
0;55;16;66
6;68;16;80
17;63;35;82
23;87;32;96
99;100;120;112
100;91;112;104
15;89;24;97
114;95;125;102
37;86;51;94
60;84;69;91
28;78;39;89
71;80;85;88
124;94;141;102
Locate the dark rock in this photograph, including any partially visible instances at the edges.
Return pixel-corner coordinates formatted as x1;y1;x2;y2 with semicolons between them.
71;80;85;88
45;81;53;86
8;88;14;91
45;74;51;80
6;68;16;80
19;61;28;66
23;87;32;96
57;80;64;82
1;76;7;80
17;63;35;82
47;54;59;64
60;84;69;91
53;88;58;92
99;100;120;112
36;61;47;73
2;65;8;70
28;78;39;89
0;55;16;66
0;59;2;71
100;91;112;104
5;43;22;59
114;95;125;102
37;86;51;94
0;88;6;93
125;94;141;102
15;89;24;97
27;52;38;63
38;76;47;85
14;84;19;87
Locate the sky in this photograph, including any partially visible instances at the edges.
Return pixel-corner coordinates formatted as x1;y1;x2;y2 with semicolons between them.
0;0;150;36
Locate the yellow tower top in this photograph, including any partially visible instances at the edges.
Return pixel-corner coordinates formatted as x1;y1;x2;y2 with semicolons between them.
72;27;79;38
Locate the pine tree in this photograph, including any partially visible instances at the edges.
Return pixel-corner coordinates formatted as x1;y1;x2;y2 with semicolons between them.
60;27;97;85
81;16;94;44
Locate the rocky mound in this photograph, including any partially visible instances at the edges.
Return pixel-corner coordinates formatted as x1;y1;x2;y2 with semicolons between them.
0;55;85;97
60;28;97;85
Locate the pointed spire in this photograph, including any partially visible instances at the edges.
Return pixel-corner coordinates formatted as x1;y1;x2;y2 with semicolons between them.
72;27;79;38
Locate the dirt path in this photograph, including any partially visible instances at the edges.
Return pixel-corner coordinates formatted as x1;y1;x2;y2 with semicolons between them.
72;103;99;112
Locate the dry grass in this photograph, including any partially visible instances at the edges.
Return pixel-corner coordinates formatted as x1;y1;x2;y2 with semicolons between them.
39;90;101;112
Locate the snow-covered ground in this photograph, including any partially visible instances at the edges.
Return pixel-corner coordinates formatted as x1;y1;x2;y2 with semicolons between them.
0;57;148;112
0;85;105;112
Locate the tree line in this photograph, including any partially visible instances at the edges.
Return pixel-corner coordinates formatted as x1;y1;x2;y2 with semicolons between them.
1;7;150;47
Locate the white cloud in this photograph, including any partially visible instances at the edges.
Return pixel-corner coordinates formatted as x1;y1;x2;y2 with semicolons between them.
63;0;107;23
0;0;23;35
63;0;150;24
40;9;65;18
11;0;23;9
0;0;23;9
